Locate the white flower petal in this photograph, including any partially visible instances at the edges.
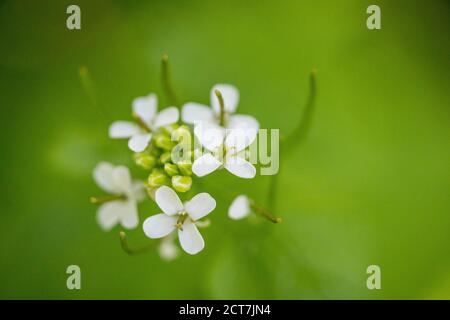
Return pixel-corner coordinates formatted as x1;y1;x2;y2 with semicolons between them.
153;107;179;129
93;162;118;194
225;128;258;153
194;122;225;151
131;181;146;202
143;214;177;239
155;186;184;216
96;201;122;231
228;114;259;131
192;154;222;177
109;121;140;138
112;165;132;192
119;201;139;229
228;195;251;220
158;235;179;261
132;94;157;125
224;155;256;179
127;133;152;152
211;84;239;114
182;102;215;124
178;220;205;255
185;193;216;221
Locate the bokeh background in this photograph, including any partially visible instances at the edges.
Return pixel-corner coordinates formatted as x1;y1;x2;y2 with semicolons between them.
0;0;449;299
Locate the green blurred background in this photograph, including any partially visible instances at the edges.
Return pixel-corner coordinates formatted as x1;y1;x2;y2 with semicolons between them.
0;0;449;299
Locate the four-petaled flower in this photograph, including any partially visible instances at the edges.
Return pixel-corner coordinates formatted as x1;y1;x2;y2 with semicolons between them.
192;122;257;178
109;93;179;152
182;84;259;131
93;162;145;230
143;186;216;255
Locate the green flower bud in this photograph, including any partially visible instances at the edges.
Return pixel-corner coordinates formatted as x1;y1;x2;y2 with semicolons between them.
150;146;162;158
154;133;176;151
172;175;192;193
134;153;156;170
147;169;170;188
160;123;179;135
159;151;172;164
171;125;192;142
177;160;192;176
164;163;179;177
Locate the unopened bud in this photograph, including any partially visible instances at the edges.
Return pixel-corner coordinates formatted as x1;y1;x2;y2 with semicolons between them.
164;163;179;177
160;123;179;135
177;160;192;176
171;175;192;193
134;153;156;170
154;133;175;151
147;169;170;188
159;151;172;164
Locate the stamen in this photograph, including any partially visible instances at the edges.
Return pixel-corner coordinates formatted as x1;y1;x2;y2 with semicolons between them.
89;194;127;204
132;112;152;132
214;89;226;126
175;213;188;230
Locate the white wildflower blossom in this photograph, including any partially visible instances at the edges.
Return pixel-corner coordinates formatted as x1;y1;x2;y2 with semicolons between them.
93;162;145;231
182;84;259;131
192;122;257;178
109;93;179;152
143;186;216;255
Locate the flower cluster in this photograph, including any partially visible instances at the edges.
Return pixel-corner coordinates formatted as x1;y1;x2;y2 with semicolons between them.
91;72;280;259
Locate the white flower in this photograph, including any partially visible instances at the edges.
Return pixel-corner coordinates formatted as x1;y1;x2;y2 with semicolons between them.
191;122;257;178
143;186;216;255
109;93;179;152
228;195;251;220
181;84;259;131
93;162;145;231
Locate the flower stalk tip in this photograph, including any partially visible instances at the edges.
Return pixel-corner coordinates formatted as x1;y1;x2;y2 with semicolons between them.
89;194;126;205
249;200;282;224
214;89;226;126
161;53;178;107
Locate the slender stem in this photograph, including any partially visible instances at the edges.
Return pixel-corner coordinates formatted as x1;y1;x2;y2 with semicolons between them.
161;54;178;107
268;69;317;210
89;194;126;204
119;231;157;255
284;69;317;150
214;89;226;126
79;66;108;119
250;200;282;224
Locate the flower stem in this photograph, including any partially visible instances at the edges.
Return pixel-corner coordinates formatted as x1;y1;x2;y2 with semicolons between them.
268;69;317;211
119;231;156;255
214;89;226;126
161;53;178;107
89;194;126;204
283;69;317;150
250;200;282;224
79;66;109;119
